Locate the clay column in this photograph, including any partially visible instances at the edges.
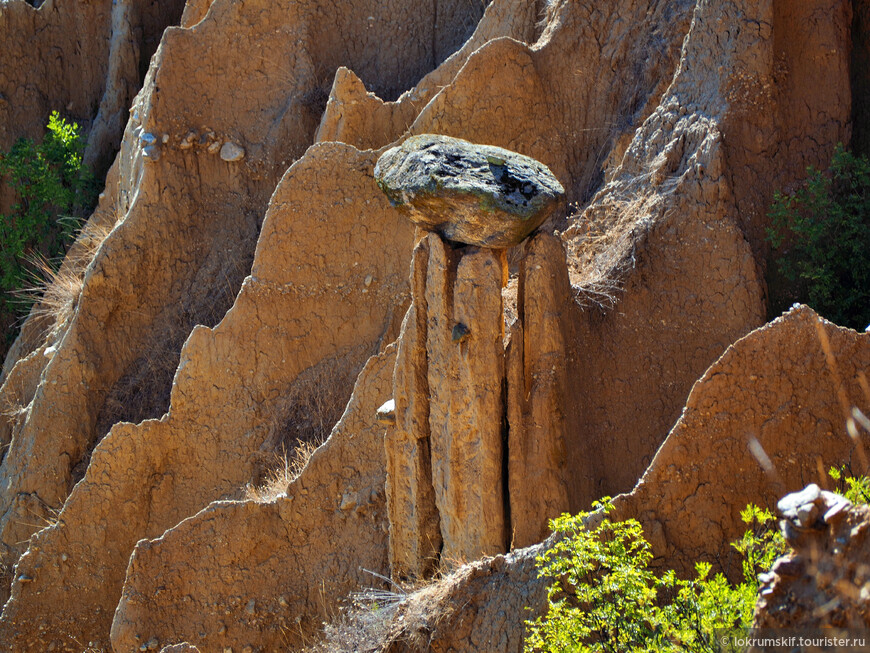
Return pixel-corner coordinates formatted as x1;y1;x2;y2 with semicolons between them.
375;134;564;576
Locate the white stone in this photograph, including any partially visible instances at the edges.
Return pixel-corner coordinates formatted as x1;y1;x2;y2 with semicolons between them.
376;399;395;424
220;141;245;162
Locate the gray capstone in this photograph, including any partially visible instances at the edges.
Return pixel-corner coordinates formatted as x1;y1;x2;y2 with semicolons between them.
374;134;564;248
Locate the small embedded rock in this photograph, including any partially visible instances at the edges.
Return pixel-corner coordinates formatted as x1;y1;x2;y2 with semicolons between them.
179;131;196;150
220;142;245;162
795;502;819;528
451;322;470;343
374;134;564;248
143;145;161;162
770;555;805;579
824;497;852;524
339;492;358;511
207;141;221;154
376;399;395;425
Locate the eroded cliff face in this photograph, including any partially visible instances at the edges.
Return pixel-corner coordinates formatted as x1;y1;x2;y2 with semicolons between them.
0;0;186;178
0;0;864;650
109;345;398;652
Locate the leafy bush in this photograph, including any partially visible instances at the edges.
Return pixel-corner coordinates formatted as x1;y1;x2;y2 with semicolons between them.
0;111;97;316
828;466;870;505
524;500;788;653
767;145;870;330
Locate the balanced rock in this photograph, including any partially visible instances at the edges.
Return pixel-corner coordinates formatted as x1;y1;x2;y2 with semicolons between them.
374;134;564;248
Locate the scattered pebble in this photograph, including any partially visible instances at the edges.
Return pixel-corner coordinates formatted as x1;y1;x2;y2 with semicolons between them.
143;145;161;161
340;492;357;511
220;142;245;162
179;131;197;150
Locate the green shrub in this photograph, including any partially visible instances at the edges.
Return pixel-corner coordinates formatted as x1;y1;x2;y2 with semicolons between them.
828;466;870;505
766;145;870;330
524;500;788;653
0;111;97;317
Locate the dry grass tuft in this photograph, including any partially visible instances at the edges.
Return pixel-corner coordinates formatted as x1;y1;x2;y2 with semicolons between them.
561;192;657;311
246;352;366;502
11;216;116;353
301;562;465;652
65;217;115;269
259;354;363;456
245;439;323;503
303;595;399;653
13;255;84;332
301;570;415;653
92;334;180;435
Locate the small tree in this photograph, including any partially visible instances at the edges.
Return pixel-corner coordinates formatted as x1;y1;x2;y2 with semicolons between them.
0;112;97;319
767;145;870;330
